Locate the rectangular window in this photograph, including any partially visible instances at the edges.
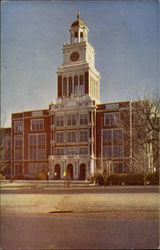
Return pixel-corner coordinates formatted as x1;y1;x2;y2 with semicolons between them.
14;135;23;160
103;129;123;158
66;147;77;155
56;147;64;155
79;130;88;142
29;135;37;160
104;112;120;125
14;121;23;133
79;147;88;155
80;114;88;125
31;119;44;131
56;116;64;127
67;131;76;143
103;146;112;157
28;133;46;160
103;130;112;145
113;129;123;145
113;146;123;157
67;115;76;126
56;132;64;143
38;134;46;160
79;85;84;95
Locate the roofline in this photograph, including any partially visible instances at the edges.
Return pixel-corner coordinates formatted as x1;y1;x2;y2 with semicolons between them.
12;108;49;115
97;100;131;106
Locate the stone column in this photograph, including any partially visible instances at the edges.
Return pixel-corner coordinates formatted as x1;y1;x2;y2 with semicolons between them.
78;75;80;96
72;75;74;96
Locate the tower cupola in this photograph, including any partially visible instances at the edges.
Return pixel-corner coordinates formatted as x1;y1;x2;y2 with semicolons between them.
57;12;100;102
70;12;88;44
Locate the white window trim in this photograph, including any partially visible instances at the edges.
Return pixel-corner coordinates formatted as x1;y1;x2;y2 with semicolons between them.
14;121;23;133
104;112;120;126
30;119;44;131
14;135;23;160
56;132;64;144
103;128;124;158
66;147;77;155
55;116;64;127
28;133;46;160
67;131;77;143
79;130;88;142
67;114;77;126
79;113;88;125
56;147;64;155
79;146;88;155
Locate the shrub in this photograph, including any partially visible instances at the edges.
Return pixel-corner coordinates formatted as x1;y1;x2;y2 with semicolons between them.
146;173;159;185
10;174;24;180
92;172;159;186
0;173;6;180
92;172;109;185
35;171;47;180
107;174;144;185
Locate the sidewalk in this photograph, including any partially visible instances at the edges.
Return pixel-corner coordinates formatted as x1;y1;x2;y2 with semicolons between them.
0;179;92;189
0;179;159;191
1;192;159;216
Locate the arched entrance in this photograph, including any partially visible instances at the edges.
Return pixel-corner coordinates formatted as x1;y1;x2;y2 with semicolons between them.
54;164;60;179
79;164;86;180
67;164;73;180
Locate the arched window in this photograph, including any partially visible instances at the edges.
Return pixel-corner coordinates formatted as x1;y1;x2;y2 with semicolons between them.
74;32;78;43
69;77;72;96
74;76;78;95
74;32;78;37
80;32;83;42
79;75;84;95
80;75;83;85
63;77;67;97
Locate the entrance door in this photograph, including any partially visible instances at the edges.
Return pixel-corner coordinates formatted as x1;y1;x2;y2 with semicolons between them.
79;164;86;180
54;164;60;179
67;164;73;180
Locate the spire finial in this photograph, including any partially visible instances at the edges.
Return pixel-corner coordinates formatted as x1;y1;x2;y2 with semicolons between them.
77;11;80;20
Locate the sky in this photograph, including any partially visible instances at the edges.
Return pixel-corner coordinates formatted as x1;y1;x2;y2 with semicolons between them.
1;0;159;127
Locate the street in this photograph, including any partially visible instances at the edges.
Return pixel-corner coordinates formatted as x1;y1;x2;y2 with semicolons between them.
1;214;159;250
1;185;160;249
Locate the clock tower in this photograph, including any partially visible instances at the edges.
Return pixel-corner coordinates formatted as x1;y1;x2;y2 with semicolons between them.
49;13;100;180
57;12;100;103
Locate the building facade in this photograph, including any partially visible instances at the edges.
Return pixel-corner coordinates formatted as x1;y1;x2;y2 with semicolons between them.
11;110;50;178
1;13;157;180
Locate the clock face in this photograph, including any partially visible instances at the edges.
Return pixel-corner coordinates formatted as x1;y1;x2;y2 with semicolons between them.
70;52;79;62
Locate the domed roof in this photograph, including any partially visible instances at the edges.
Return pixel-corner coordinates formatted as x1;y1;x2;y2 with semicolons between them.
71;12;86;28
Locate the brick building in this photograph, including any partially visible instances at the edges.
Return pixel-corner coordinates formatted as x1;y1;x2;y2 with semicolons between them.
1;13;157;180
11;110;50;178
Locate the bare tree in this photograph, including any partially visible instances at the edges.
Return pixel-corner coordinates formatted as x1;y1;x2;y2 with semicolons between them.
123;95;160;184
0;128;11;178
94;156;112;185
